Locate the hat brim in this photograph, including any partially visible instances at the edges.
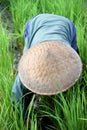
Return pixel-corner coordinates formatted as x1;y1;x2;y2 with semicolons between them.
18;41;82;95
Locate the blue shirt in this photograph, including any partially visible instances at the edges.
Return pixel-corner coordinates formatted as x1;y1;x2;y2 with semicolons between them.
24;14;78;51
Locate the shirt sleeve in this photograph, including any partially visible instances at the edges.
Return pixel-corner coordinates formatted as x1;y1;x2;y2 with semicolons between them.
71;23;79;54
11;75;23;104
23;20;31;51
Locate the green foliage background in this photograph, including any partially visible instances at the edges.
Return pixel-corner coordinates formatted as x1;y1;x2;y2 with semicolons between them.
0;0;87;129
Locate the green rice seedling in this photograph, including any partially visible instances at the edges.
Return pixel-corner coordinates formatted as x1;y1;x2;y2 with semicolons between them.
9;94;37;130
9;0;84;30
10;0;39;31
0;17;21;130
0;0;87;129
0;17;22;130
9;0;40;46
40;82;87;130
0;6;37;130
75;14;87;66
29;95;38;130
9;0;83;43
38;0;83;20
0;16;13;129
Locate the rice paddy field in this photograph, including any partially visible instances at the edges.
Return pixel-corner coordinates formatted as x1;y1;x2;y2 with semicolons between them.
0;0;87;130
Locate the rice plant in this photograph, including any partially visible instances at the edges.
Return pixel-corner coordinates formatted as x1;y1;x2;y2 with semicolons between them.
0;0;87;129
40;81;87;130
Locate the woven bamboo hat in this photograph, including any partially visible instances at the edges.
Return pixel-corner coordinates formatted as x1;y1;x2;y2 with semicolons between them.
18;41;82;95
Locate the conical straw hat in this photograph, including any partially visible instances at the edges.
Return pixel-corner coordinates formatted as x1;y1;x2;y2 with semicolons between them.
18;41;82;95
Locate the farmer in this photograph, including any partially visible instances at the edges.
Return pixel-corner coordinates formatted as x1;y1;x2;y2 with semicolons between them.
11;13;82;125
